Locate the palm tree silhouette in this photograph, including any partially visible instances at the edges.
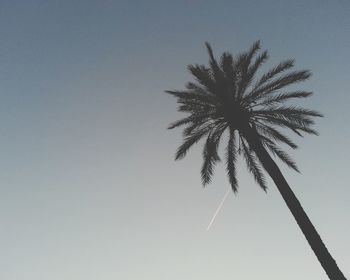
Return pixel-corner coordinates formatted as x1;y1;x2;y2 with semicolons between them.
166;41;346;280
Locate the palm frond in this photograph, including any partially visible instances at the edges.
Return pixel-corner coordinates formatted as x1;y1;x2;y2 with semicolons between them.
254;106;323;117
245;70;312;103
247;50;268;81
183;117;215;136
201;124;227;185
241;138;268;191
236;41;262;99
253;91;313;107
185;82;216;98
205;42;224;83
253;106;323;130
220;52;237;99
264;142;299;172
257;116;319;136
175;124;215;160
226;129;238;192
220;52;234;78
245;40;262;65
254;59;295;89
255;122;298;148
187;64;216;93
168;116;197;130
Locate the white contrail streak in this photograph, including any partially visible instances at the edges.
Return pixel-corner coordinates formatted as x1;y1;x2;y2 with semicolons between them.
206;189;231;231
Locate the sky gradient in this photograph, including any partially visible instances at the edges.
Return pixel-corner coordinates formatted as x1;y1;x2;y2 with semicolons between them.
0;0;349;279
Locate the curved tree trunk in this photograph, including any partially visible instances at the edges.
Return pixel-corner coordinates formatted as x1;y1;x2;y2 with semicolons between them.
242;124;347;280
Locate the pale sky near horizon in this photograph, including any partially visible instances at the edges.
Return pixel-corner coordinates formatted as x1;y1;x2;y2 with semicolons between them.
0;1;349;279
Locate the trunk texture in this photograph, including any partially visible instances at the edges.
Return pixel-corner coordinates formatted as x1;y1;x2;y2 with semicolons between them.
242;124;346;280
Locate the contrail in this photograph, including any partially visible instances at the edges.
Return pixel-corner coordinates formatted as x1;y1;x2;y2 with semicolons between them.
206;189;231;231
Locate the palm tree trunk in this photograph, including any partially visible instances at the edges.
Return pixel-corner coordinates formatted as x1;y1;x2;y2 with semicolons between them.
242;124;347;280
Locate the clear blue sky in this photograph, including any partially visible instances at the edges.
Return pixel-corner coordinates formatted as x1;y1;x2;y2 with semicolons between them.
0;0;349;279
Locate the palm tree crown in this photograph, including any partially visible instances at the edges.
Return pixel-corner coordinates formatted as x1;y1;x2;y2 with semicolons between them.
166;41;347;280
166;41;322;192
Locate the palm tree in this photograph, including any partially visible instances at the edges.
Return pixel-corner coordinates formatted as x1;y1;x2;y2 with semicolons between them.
165;41;346;280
